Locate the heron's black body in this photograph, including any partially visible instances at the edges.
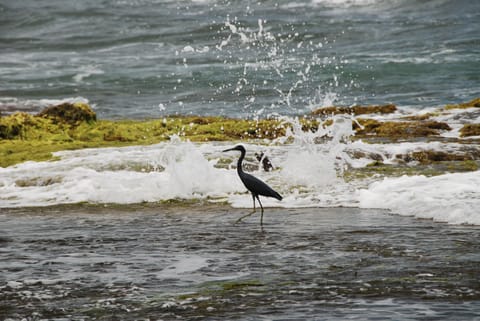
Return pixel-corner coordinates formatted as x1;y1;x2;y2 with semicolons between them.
223;145;282;225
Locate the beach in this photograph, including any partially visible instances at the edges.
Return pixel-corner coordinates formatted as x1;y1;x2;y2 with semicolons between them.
1;204;480;320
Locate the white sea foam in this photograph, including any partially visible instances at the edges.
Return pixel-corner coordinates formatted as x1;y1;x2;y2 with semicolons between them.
311;0;378;7
0;114;479;225
280;0;380;9
73;65;105;83
358;172;480;225
0;138;240;207
155;255;209;279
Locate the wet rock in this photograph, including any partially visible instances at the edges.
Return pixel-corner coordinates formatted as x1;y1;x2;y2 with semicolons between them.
354;119;451;138
396;150;475;165
460;124;480;137
37;102;96;125
445;97;480;110
311;104;397;116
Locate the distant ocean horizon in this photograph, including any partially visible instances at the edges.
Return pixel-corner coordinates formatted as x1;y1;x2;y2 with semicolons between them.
1;0;479;119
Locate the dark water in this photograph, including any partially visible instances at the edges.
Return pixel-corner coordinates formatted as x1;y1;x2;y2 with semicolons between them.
1;205;480;320
1;0;479;118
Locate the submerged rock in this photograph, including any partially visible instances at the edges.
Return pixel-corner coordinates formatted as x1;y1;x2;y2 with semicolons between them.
354;119;451;138
396;150;477;165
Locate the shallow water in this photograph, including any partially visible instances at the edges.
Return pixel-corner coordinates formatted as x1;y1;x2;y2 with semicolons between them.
1;204;479;320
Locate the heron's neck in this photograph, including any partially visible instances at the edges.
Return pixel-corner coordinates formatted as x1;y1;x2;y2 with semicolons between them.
237;151;245;174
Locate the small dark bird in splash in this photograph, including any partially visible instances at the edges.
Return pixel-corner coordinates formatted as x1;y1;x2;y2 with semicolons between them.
223;145;282;225
255;151;273;172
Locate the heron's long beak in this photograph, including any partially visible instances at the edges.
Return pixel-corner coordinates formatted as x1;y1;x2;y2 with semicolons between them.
222;147;234;152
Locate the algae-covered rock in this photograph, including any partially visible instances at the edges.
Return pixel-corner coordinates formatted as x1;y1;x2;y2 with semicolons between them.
460;124;480;137
311;104;397;116
1;98;478;170
0;112;36;139
37;102;96;125
396;150;475;164
354;119;451;138
401;113;435;121
445;98;480;110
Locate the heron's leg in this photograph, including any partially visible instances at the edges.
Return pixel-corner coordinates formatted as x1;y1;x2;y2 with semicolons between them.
256;196;264;226
235;193;257;224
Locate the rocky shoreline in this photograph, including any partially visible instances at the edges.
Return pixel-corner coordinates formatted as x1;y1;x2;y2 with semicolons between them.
1;98;480;173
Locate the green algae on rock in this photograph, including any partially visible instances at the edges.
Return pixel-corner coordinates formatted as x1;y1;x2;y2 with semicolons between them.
37;102;97;125
0;102;294;167
1;98;480;172
444;98;480;110
460;124;480;137
311;104;397;116
353;119;451;138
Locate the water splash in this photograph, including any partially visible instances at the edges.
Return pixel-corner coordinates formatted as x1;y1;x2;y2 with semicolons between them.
1;114;479;225
277;115;353;186
0;138;239;207
172;15;355;117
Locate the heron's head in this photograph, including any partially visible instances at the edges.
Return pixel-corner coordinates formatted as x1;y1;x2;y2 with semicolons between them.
222;144;246;153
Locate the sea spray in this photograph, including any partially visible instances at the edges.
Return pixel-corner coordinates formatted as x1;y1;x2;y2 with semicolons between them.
1;113;479;225
203;16;355;117
0;138;240;207
276;115;354;187
157;136;242;199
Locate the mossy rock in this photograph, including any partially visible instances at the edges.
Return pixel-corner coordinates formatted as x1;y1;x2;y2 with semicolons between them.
401;113;435;121
445;98;480;110
0;123;22;139
354;119;451;138
0;112;36;139
37;102;96;125
311;104;397;116
396;150;475;165
460;124;480;137
0;113;291;167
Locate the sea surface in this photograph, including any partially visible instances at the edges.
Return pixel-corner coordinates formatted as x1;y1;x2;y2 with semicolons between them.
1;0;479;118
1;205;480;320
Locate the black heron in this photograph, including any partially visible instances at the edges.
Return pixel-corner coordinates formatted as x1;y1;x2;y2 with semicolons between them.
223;145;282;225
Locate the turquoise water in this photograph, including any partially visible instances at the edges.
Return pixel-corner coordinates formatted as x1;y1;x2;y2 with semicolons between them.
1;0;479;118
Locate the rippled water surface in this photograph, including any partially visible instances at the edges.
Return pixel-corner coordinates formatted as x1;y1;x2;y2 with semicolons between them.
1;205;479;320
1;0;479;118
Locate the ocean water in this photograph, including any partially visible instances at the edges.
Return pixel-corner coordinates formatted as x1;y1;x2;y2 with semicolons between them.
2;206;480;319
1;0;480;223
1;2;480;318
1;0;479;118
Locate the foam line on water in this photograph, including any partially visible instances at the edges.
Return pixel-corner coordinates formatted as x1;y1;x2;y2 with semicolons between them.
1;116;479;225
357;172;480;225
